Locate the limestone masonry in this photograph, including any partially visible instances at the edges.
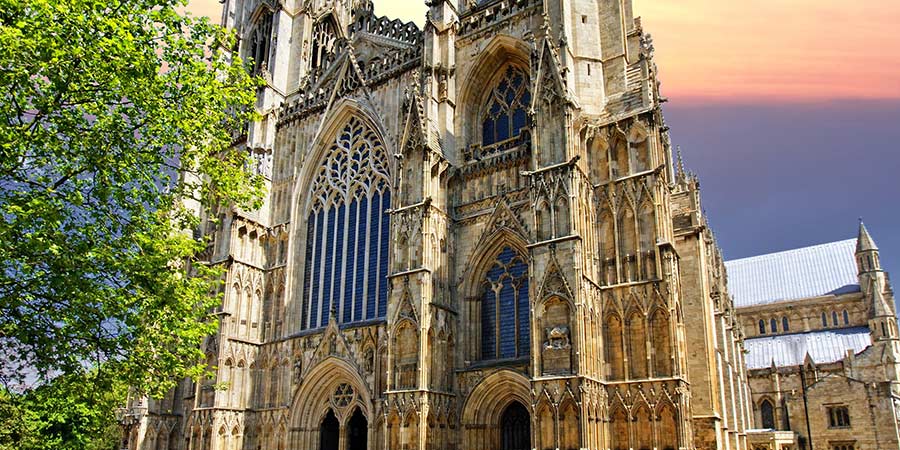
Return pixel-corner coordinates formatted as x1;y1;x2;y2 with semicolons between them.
121;0;900;449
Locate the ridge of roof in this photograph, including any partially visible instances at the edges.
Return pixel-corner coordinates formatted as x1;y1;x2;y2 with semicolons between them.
726;238;857;266
725;238;860;308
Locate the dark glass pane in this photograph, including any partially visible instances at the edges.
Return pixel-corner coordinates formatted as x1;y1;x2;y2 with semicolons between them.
517;277;530;357
334;204;348;324
344;201;358;322
311;209;325;328
497;247;516;265
302;212;315;330
512;108;527;136
356;197;369;319
378;191;391;318
321;207;336;327
496;113;509;141
498;281;517;359
367;194;380;320
483;118;495;147
481;284;497;360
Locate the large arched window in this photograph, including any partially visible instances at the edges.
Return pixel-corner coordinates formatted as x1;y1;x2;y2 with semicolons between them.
480;246;529;360
301;116;391;330
481;66;531;147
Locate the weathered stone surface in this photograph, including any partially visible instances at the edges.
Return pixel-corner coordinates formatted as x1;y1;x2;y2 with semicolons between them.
119;1;899;450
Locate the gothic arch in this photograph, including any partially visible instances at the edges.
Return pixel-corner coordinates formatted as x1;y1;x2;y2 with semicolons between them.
286;99;392;330
290;357;373;449
462;369;532;449
456;35;532;147
288;100;394;332
461;231;529;298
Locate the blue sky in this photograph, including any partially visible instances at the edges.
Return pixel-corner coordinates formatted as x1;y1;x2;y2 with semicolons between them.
665;100;900;278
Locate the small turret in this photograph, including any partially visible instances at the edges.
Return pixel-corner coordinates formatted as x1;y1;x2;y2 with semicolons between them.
856;220;881;275
854;222;899;348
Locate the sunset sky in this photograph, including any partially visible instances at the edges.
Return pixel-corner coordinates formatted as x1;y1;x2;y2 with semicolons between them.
189;0;900;276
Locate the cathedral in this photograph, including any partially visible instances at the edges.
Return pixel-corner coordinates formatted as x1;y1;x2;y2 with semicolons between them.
120;0;900;449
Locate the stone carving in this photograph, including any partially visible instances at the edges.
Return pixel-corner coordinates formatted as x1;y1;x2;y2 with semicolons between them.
543;325;570;350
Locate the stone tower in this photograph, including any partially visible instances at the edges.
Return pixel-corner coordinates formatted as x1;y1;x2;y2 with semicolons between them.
122;0;754;449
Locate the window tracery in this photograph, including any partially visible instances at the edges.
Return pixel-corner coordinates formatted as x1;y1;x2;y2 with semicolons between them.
248;10;274;73
310;17;339;72
480;246;530;360
301;116;391;330
481;66;531;147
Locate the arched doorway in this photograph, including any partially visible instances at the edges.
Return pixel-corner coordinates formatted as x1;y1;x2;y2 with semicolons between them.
320;410;340;450
347;407;368;450
500;402;531;450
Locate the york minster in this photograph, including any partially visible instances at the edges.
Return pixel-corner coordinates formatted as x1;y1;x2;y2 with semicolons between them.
121;0;900;449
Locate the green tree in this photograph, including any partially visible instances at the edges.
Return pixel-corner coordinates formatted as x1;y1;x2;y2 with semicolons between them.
0;0;263;447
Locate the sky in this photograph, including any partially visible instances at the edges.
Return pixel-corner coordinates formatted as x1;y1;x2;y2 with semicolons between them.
188;0;900;276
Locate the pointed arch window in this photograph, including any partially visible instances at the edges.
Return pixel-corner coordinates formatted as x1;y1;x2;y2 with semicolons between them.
480;246;530;360
248;10;274;73
760;399;776;429
782;316;790;332
843;310;850;325
758;320;766;335
310;16;338;72
481;66;531;147
770;318;778;333
301;116;391;330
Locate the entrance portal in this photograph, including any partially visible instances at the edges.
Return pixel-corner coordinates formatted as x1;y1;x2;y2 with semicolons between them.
500;401;530;450
347;408;368;450
320;410;340;450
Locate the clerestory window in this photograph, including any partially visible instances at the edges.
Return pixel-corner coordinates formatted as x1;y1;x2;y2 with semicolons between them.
481;66;531;147
301;117;391;330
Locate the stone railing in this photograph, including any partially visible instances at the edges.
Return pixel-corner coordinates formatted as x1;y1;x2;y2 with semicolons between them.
458;0;541;37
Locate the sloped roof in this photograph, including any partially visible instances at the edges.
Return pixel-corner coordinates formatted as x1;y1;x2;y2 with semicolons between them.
744;327;871;370
725;239;860;308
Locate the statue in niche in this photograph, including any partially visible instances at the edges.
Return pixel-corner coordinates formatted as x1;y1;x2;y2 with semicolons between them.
293;356;303;384
541;324;572;375
544;325;571;350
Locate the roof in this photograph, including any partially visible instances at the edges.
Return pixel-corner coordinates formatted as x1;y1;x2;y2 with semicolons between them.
725;239;860;308
744;327;871;370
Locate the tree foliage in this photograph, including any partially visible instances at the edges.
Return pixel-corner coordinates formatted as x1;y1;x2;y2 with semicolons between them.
0;0;263;446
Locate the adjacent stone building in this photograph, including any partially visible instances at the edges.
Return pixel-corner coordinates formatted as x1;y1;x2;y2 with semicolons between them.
729;224;900;450
118;0;896;449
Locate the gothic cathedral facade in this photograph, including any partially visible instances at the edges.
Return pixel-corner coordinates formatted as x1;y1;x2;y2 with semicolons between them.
125;0;755;449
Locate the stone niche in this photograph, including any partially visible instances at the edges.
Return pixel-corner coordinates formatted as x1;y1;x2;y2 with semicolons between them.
541;298;572;375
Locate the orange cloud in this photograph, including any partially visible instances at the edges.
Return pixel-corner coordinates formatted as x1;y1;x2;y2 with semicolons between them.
187;0;900;102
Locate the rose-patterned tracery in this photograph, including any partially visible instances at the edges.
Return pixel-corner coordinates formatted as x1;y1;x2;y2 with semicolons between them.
481;65;531;147
301;116;391;330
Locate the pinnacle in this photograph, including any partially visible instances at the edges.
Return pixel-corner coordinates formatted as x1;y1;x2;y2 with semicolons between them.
857;220;879;253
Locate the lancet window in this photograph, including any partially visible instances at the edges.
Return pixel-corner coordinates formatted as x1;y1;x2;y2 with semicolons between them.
480;246;530;360
481;66;531;147
310;17;339;72
248;10;273;73
301;117;391;330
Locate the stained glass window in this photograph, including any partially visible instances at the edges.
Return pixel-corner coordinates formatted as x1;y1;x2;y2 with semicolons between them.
481;246;529;360
301;117;391;330
481;66;531;147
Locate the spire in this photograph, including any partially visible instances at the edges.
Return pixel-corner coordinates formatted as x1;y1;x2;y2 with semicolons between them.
857;219;879;253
